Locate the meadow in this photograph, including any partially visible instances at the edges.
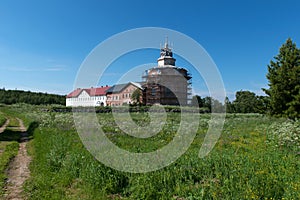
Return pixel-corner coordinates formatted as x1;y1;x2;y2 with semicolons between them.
0;104;299;199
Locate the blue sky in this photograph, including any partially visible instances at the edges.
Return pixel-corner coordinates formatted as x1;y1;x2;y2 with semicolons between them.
0;0;300;100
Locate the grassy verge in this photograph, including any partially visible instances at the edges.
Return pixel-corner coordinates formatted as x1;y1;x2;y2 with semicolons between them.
0;114;6;127
0;141;19;195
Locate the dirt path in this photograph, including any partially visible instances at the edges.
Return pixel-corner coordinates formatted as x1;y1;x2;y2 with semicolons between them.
4;118;31;200
0;119;10;133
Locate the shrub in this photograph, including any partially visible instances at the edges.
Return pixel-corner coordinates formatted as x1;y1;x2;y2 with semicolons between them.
268;120;300;151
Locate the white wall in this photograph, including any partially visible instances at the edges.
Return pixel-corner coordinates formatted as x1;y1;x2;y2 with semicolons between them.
66;90;107;107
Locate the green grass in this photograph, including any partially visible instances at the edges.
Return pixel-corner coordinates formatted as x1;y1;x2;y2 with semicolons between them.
0;104;38;129
0;141;19;195
7;117;19;128
0;113;6;127
1;105;299;199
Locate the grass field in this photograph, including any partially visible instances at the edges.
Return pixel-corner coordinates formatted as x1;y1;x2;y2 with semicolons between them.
1;104;300;199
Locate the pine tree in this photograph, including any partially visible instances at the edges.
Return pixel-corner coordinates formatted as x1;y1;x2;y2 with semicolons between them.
263;38;300;118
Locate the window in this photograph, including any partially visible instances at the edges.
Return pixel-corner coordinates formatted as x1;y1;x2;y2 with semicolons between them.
151;88;156;96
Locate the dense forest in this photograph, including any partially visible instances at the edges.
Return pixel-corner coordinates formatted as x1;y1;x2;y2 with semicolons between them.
0;89;65;105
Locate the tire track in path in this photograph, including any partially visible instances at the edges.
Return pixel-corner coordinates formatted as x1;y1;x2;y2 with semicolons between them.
4;118;31;200
0;119;10;133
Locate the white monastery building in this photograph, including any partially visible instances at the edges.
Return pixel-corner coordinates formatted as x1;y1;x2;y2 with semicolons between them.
66;86;111;107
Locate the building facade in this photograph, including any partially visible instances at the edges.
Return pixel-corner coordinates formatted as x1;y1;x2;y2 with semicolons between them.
66;86;111;107
106;82;142;106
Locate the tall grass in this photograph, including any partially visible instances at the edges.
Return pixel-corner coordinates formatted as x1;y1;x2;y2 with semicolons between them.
1;105;299;199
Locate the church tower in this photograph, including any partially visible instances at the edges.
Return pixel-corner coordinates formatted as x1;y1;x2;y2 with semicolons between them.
142;39;192;106
157;38;176;67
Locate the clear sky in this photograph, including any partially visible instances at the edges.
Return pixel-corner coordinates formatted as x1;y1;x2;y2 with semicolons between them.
0;0;300;100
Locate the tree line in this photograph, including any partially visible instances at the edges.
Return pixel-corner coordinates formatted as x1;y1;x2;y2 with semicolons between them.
0;89;65;105
191;90;268;114
191;38;300;118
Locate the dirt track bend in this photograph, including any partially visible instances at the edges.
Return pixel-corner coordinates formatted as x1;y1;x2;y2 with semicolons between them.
0;119;10;133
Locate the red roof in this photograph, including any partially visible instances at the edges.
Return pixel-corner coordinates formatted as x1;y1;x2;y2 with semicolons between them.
66;86;111;98
66;88;82;98
86;86;111;96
